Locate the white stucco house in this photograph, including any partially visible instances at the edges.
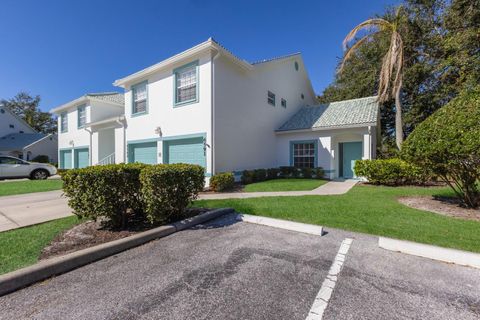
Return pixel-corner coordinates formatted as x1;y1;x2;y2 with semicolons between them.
51;38;379;180
0;105;58;163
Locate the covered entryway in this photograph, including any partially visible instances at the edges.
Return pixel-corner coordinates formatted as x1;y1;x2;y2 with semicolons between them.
163;137;205;167
128;142;157;164
339;142;362;178
74;148;89;168
59;150;72;169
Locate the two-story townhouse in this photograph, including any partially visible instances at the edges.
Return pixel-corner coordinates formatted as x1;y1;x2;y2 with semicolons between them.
51;93;124;169
52;38;379;180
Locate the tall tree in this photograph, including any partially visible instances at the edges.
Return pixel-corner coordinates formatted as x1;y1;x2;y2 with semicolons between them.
0;92;57;134
339;7;407;149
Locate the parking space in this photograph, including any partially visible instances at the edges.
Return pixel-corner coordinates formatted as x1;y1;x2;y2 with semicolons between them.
1;213;479;320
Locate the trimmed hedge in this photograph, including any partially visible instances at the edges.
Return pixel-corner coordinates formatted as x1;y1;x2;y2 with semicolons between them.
140;164;205;224
354;159;430;186
210;172;235;192
62;163;205;228
62;163;146;228
31;155;50;163
241;166;325;184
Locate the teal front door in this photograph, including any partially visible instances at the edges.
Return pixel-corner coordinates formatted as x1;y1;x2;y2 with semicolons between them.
128;142;157;164
60;150;72;169
74;148;89;168
340;142;362;178
164;137;206;168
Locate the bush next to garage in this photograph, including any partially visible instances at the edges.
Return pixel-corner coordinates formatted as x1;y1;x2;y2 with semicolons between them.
140;164;205;224
240;166;326;184
354;159;430;186
402;87;480;208
62;163;146;229
31;155;50;163
210;172;235;192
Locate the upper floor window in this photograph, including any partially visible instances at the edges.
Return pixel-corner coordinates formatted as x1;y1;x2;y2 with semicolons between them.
9;124;14;128
294;61;299;71
281;98;287;108
301;93;305;100
268;91;276;106
61;112;68;133
77;105;86;128
174;61;198;105
132;82;148;115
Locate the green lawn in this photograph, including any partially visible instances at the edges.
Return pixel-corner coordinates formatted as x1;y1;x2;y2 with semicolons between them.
0;179;63;196
0;216;82;274
195;185;480;253
243;178;328;192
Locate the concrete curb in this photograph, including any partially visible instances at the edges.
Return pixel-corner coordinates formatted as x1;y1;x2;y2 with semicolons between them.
379;237;480;269
237;214;323;236
0;207;234;297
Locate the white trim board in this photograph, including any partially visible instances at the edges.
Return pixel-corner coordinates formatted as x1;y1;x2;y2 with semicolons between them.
379;237;480;269
237;214;323;236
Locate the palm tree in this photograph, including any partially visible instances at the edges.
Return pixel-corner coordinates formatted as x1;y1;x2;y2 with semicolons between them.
340;7;406;149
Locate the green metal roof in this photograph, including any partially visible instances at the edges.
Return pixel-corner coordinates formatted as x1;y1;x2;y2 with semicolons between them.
277;96;379;132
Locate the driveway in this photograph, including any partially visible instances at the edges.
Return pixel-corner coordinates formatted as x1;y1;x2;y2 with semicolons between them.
1;214;479;319
0;180;357;232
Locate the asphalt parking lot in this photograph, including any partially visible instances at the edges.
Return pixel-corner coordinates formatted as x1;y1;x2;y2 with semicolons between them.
1;213;479;320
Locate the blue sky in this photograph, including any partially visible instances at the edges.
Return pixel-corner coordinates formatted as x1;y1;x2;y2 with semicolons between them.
0;0;398;111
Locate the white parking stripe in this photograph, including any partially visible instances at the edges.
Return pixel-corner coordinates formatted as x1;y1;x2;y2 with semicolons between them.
306;238;353;319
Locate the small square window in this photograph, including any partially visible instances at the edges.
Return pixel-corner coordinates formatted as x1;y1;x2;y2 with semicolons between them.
268;91;275;106
132;82;148;115
281;98;287;108
9;124;14;128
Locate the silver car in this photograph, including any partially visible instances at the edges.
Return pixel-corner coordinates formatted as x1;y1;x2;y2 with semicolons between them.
0;156;57;180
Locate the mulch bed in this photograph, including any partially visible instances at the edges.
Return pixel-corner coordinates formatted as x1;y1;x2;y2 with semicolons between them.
398;196;480;221
40;208;209;260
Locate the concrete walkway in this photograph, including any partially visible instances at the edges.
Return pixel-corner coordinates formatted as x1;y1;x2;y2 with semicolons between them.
0;191;71;232
198;179;358;200
0;180;357;232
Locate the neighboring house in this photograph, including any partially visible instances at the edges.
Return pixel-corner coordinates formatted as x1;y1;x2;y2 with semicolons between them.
51;38;379;179
0;133;58;163
0;105;58;163
50;93;124;169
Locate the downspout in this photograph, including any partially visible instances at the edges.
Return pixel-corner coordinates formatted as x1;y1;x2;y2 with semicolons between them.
368;126;372;159
115;117;126;163
211;49;221;176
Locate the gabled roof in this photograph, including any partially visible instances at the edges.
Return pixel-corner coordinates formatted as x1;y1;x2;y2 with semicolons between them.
277;96;379;132
0;133;46;151
50;92;124;114
0;105;37;133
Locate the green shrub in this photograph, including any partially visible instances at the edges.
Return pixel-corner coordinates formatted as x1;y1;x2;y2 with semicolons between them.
354;159;429;186
62;163;146;228
266;168;280;180
140;164;205;224
253;169;267;182
301;167;313;179
279;166;294;178
241;170;255;184
31;155;50;163
210;172;235;192
402;87;480;208
314;167;325;179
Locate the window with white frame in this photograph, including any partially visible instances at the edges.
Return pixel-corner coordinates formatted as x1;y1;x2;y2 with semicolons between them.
281;98;287;108
268;91;275;106
132;82;147;114
292;142;316;168
61;113;68;133
175;63;197;104
77;105;86;128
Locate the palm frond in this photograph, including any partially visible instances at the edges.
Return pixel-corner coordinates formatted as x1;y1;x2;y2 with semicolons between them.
343;18;391;49
338;35;371;74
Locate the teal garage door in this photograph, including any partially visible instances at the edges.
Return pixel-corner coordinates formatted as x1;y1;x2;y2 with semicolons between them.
164;137;205;167
74;148;89;168
60;150;72;169
340;142;362;178
128;142;157;164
